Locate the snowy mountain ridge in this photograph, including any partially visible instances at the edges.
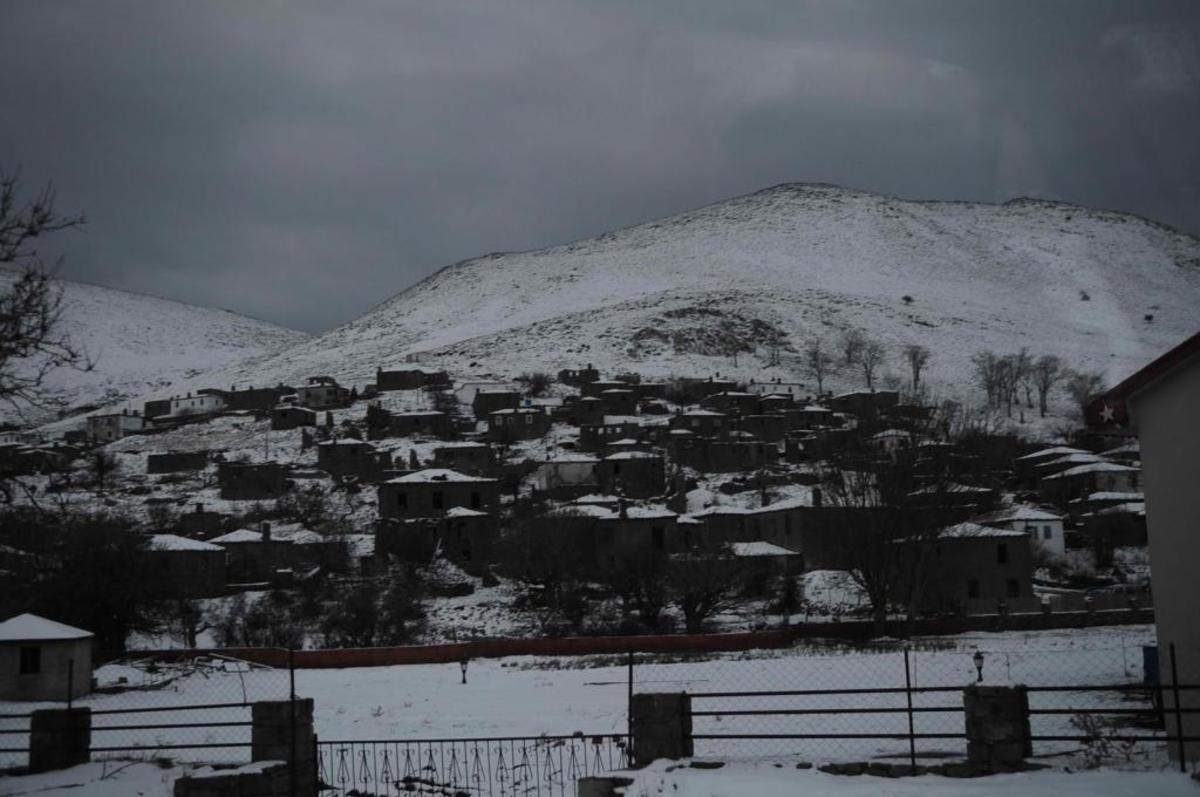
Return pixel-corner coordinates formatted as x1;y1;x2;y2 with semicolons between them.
1;268;309;426
45;183;1200;417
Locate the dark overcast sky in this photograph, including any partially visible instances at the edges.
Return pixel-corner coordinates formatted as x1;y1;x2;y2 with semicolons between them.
2;1;1198;333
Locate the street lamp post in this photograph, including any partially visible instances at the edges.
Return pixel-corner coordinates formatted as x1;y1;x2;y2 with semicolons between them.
460;657;470;685
973;650;985;683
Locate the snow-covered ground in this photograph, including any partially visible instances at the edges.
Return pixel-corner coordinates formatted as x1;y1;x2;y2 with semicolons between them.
0;625;1160;772
619;760;1198;797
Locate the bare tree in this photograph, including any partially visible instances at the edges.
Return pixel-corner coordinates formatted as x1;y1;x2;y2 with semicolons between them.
903;344;930;391
1033;355;1063;417
1064;370;1107;418
0;167;89;411
667;543;745;634
803;336;836;395
840;329;866;367
857;339;886;389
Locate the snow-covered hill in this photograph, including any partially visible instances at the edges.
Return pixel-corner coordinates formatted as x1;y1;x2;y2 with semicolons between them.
81;184;1200;409
1;269;308;426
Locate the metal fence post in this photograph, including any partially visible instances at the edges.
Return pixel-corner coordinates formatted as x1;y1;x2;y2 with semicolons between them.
627;651;634;745
903;646;916;768
289;648;297;797
1169;642;1185;772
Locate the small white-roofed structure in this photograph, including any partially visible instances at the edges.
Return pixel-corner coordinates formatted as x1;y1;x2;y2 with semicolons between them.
0;614;93;701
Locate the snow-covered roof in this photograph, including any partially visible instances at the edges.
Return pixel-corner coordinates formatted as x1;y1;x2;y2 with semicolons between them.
490;407;543;415
1015;446;1089;461
1072;491;1145;503
0;613;93;642
872;428;912;439
605;451;660;460
1035;452;1105;469
445;507;489;518
1094;502;1146;516
388;468;497;483
150;534;224;552
731;541;801;557
973;505;1063;524
937;522;1027;539
797;405;832;412
209;528;266;544
608;438;640;445
1043;462;1139;480
682;409;726;417
668;429;695;436
1101;440;1140;456
908;482;993;495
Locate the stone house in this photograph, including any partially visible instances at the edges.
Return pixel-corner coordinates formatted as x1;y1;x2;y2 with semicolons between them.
1011;446;1090;487
317;440;391;481
558;365;600;386
678;439;777;473
758;393;795;414
579;380;629;399
217;461;288;500
365;404;451;440
1040;462;1140;505
86;410;145;444
572;396;606;426
906;481;998;509
532;458;601;497
200;385;293;413
295;376;352;410
598;451;665;498
668;409;729;438
209;523;334;584
579;421;641;452
546;504;681;568
700;391;761;416
143;398;172;419
145;534;227;597
146;451;209;475
472;390;522;418
599;388;638;416
376;367;450;391
0;614;93;702
905;522;1034;615
736;414;788;442
972;505;1066;559
488;407;551;441
178;502;229;538
829;390;900;418
378;468;500;520
782;405;838;431
431;443;496;476
169;392;228;417
378;508;498;570
1078;503;1148;549
271;405;317;430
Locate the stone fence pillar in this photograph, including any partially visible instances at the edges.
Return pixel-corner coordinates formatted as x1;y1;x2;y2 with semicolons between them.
629;693;692;767
962;685;1031;767
29;707;91;773
251;698;315;797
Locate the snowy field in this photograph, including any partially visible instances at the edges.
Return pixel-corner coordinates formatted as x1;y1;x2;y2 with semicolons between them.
0;625;1163;773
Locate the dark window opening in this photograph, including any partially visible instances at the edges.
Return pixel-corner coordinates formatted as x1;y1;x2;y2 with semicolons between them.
997;543;1008;564
967;579;980;599
19;646;41;675
652;526;665;551
470;492;481;509
1006;579;1020;598
432;491;444;510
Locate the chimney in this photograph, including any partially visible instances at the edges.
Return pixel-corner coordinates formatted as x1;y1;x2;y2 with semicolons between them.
260;521;271;542
811;487;823;509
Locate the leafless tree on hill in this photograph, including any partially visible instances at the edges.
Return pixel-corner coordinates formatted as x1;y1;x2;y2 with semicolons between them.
903;344;930;392
840;328;866;367
856;339;887;389
0;167;90;412
1033;355;1064;417
803;336;836;394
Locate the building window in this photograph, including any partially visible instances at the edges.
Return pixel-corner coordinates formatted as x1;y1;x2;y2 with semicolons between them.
1006;579;1020;598
967;579;980;599
997;543;1008;564
470;492;481;509
397;492;408;508
432;491;444;510
19;646;41;675
652;526;665;551
1043;526;1053;540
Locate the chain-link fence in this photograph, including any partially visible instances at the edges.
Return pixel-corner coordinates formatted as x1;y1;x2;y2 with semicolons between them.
629;631;1168;765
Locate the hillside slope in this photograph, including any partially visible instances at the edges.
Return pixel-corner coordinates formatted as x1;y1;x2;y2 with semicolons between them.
2;269;309;425
99;184;1200;407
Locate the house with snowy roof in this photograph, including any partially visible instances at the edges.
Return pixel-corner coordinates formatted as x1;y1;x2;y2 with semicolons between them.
901;522;1034;615
209;522;336;585
598;451;665;498
378;469;500;521
488;407;551;441
972;504;1066;558
430;442;496;476
0;614;93;701
668;409;729;438
1040;461;1140;504
86;409;145;444
144;534;227;598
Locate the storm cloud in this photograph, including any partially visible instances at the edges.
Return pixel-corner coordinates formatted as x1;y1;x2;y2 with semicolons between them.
2;1;1198;332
